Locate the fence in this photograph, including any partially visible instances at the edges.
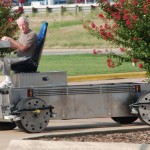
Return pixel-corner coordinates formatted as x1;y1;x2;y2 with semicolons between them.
14;4;98;15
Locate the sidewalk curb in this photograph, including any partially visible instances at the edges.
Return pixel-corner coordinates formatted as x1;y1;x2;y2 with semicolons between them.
7;140;150;150
26;126;150;140
7;126;150;150
68;72;146;82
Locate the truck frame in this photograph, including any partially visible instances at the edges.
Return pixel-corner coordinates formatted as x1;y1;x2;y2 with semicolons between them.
0;71;149;133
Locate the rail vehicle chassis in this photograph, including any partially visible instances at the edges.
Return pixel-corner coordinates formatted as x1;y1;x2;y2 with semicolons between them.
0;71;150;133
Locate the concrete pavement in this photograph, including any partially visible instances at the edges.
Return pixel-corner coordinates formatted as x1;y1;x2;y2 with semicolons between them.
7;140;150;150
0;117;146;150
43;48;93;55
42;48;122;55
6;118;150;150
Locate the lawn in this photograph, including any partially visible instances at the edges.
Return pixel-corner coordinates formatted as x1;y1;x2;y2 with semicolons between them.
38;54;143;76
28;11;114;49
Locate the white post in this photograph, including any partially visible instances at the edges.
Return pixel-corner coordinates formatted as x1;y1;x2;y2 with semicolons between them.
48;0;53;5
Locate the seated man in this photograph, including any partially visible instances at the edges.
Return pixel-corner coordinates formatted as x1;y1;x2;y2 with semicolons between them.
0;16;38;88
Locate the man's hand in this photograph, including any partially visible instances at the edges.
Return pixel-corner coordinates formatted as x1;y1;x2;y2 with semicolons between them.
1;36;15;49
2;36;28;51
1;36;11;41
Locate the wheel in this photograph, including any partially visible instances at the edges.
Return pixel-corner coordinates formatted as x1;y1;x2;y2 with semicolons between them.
0;122;16;130
111;116;138;124
137;92;150;125
15;98;50;133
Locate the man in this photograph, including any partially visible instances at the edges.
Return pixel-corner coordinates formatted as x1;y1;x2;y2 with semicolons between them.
0;16;38;88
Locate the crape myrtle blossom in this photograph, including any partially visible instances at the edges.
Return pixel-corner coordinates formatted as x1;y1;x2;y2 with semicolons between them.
0;3;23;56
83;0;150;77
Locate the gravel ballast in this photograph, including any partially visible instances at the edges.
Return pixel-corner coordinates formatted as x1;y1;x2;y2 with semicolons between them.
36;130;150;144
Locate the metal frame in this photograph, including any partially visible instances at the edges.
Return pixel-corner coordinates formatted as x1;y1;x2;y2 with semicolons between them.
0;71;149;132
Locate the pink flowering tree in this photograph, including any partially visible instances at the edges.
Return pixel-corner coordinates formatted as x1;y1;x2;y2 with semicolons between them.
83;0;150;77
0;2;23;56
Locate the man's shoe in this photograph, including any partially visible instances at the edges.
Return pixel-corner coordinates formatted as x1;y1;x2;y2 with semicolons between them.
0;80;12;88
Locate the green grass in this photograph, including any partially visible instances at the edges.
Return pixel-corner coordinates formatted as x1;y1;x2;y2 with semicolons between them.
38;54;143;76
28;12;114;49
48;20;81;29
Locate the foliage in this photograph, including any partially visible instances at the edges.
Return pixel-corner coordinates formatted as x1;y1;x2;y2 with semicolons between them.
83;0;150;77
0;2;23;56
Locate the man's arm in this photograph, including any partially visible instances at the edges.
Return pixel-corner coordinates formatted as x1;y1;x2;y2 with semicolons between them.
1;36;29;51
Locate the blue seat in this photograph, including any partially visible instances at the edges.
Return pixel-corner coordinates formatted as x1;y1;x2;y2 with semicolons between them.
11;21;48;73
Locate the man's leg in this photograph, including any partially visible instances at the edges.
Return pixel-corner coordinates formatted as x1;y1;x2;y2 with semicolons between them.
0;57;16;88
0;57;28;88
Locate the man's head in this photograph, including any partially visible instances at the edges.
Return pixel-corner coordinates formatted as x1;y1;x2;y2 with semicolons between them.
17;16;29;34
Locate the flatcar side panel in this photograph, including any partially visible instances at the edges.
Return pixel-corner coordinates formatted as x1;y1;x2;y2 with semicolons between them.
9;81;150;120
39;93;110;119
63;93;110;119
39;95;68;119
110;93;135;117
39;93;136;119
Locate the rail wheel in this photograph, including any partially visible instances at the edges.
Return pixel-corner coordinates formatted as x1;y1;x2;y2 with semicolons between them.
15;98;50;133
137;92;150;125
111;116;138;124
0;122;16;130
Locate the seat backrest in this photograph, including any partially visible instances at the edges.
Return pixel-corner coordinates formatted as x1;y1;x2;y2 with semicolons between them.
10;21;48;73
32;21;48;66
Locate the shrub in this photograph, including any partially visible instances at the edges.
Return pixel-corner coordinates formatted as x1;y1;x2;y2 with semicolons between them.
84;0;150;77
0;2;23;56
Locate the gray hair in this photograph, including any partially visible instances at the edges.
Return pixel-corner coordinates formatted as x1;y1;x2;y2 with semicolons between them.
17;16;29;25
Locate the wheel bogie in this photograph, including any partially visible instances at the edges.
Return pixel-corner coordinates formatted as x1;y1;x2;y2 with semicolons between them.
137;92;150;126
15;98;50;133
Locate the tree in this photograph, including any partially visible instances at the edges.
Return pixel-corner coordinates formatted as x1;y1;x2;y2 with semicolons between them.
83;0;150;77
0;2;23;56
